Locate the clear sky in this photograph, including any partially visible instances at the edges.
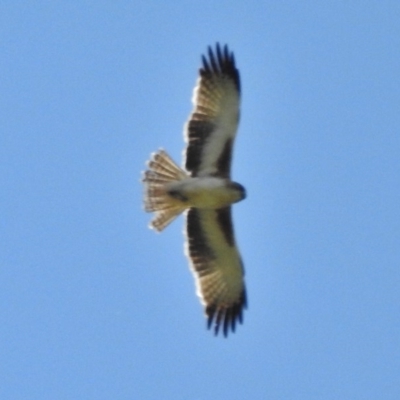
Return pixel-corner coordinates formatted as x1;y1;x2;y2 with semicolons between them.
1;2;400;399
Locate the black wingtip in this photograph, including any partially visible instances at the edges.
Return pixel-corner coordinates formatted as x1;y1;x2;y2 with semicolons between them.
200;43;240;92
205;289;247;338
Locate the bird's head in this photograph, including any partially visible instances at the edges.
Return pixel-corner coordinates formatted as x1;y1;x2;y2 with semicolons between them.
230;182;246;203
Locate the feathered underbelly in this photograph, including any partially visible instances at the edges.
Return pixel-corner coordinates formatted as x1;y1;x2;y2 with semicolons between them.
166;177;243;209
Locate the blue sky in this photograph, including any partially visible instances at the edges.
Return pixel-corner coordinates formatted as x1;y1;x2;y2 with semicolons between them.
1;1;400;399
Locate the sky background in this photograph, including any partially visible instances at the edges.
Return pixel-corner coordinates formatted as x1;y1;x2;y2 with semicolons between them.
1;1;400;399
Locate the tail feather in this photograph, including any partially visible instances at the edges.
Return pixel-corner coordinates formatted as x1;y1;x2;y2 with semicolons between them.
150;207;184;231
142;149;188;232
148;152;186;180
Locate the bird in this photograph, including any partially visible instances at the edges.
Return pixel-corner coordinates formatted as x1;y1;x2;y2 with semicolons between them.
142;43;247;337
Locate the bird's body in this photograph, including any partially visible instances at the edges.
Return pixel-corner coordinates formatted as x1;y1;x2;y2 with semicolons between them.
142;44;247;337
167;176;245;209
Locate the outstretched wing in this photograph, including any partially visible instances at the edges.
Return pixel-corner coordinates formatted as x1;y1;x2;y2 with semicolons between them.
185;207;247;337
184;44;240;178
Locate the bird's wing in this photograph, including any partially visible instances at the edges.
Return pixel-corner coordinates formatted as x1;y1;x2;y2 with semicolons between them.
185;207;247;336
184;44;240;178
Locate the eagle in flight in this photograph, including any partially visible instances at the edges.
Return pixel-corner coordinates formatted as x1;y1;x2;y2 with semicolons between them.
142;44;247;337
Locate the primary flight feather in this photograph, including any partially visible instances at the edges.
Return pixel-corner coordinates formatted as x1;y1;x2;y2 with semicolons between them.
142;44;247;337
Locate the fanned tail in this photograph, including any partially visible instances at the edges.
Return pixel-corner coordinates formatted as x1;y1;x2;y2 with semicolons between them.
142;149;188;231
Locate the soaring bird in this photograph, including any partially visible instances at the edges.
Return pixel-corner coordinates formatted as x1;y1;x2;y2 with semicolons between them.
142;44;246;337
